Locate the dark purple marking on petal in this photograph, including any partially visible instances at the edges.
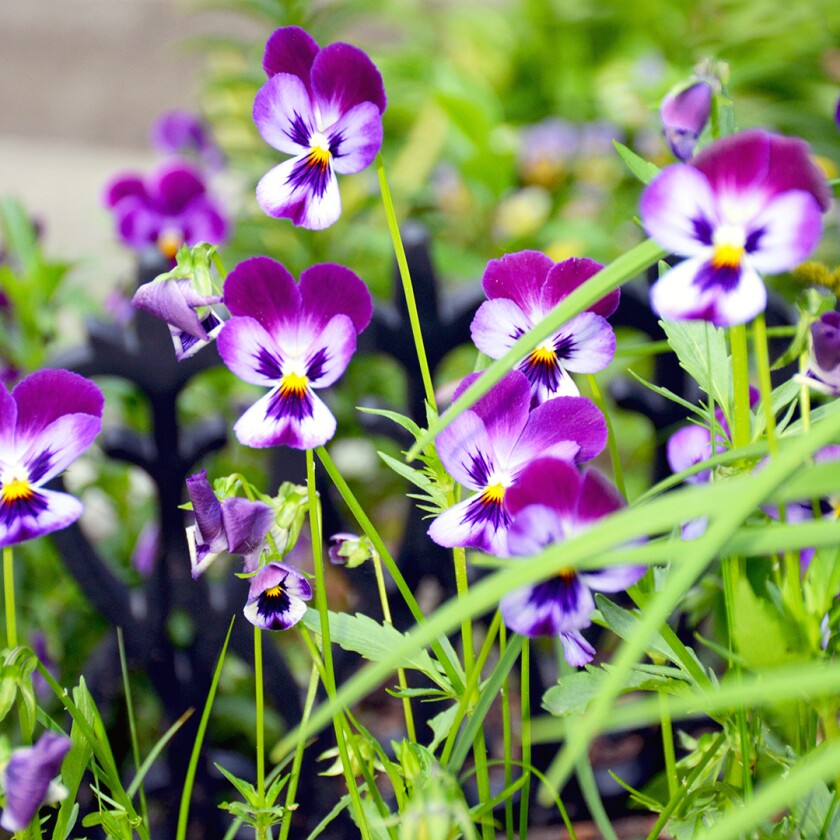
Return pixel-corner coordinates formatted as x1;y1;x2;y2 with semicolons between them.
461;489;511;532
288;149;333;198
694;259;742;293
744;226;766;253
253;346;284;381
305;346;329;382
24;449;54;485
692;216;714;246
285;112;313;148
256;577;294;627
526;573;586;634
266;380;314;423
175;311;223;358
466;449;494;487
0;487;49;529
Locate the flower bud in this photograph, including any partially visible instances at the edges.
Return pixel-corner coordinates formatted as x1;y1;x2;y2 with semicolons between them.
660;80;712;161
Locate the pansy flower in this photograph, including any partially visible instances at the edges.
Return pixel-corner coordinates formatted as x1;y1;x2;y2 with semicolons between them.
471;251;619;404
253;26;386;230
428;370;607;557
217;256;372;450
660;80;712;162
150;110;225;170
244;561;313;631
1;731;71;832
185;469;275;578
499;458;645;666
641;129;832;326
104;160;228;260
808;311;840;394
0;370;103;549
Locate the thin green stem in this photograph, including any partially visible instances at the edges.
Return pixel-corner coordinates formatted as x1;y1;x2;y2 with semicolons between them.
500;624;514;840
659;692;678;801
254;626;266;840
376;153;437;411
306;449;371;839
4;546;16;649
118;628;149;830
586;373;626;499
730;324;751;449
519;640;531;840
279;662;320;840
752;314;777;456
371;550;416;742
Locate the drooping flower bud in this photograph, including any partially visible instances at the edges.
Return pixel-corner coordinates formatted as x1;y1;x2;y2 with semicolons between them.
660;80;712;161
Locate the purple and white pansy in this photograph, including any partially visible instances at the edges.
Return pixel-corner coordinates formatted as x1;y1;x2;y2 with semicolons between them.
809;311;840;395
499;458;645;666
1;731;71;832
253;26;386;230
104;160;228;260
244;561;313;631
471;251;619;403
217;256;372;450
427;370;607;557
0;370;103;549
641;129;832;327
185;469;275;578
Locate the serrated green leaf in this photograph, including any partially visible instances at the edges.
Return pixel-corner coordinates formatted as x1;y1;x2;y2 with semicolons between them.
613;140;661;184
791;779;840;839
731;577;801;668
427;703;459;753
357;407;422;440
215;762;259;803
378;452;434;491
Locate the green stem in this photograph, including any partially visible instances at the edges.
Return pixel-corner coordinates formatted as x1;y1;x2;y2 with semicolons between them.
659;692;678;801
4;546;16;648
586;373;626;499
305;449;371;839
500;624;514;840
279;662;320;840
519;640;531;840
254;626;266;840
730;324;751;450
752;314;777;456
376;153;437;411
371;550;416;742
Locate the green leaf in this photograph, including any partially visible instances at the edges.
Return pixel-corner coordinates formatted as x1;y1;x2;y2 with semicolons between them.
426;703;459;753
613;140;661;184
790;780;840;839
730;577;801;668
357;407;422;440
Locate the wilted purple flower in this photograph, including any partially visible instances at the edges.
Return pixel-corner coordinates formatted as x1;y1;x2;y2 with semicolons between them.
0;370;103;548
186;470;275;578
217;256;372;450
327;532;376;568
1;731;71;832
471;251;620;403
253;26;386;229
150;110;224;170
641;129;832;326
660;80;712;161
132;278;223;361
500;458;644;666
104;160;228;260
244;561;313;631
810;311;840;394
427;370;607;557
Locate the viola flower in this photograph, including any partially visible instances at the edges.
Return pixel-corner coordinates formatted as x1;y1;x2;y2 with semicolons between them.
244;561;313;631
499;458;644;666
104;160;228;260
132;278;223;361
185;470;275;578
150;110;225;170
641;129;832;326
1;731;71;832
217;256;372;450
0;370;103;549
328;532;377;569
660;80;712;161
809;311;840;394
253;26;386;229
427;370;607;557
471;251;619;403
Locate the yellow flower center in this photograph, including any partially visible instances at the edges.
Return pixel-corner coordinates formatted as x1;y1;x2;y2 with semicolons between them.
1;467;33;504
480;482;506;506
528;344;557;366
712;242;745;269
264;584;285;598
157;230;183;260
280;371;309;397
308;145;331;168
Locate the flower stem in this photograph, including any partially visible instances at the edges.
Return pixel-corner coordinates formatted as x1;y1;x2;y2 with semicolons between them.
730;324;751;450
371;550;416;742
305;449;371;839
519;639;531;840
254;626;266;840
375;153;437;412
3;546;16;649
500;623;514;840
659;691;678;800
279;661;320;840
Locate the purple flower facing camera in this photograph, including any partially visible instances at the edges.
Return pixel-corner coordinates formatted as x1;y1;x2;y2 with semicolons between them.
641;129;831;326
151;110;225;170
253;26;386;230
0;370;103;549
244;561;313;631
218;256;372;450
499;458;644;666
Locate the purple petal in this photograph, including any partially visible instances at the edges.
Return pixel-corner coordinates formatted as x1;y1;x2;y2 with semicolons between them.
244;561;313;631
301;315;357;388
262;26;320;86
506;458;583;519
104;174;146;209
710;262;767;327
0;384;17;455
580;565;645;593
311;42;386;126
256;154;342;230
0;487;83;549
20;414;102;486
427;494;511;556
170;311;223;362
506;503;570;557
12;370;103;452
640;164;717;257
513;395;607;467
811;314;840;390
660;81;712;161
481;250;555;315
151;110;220;165
111;195;161;249
693;129;832;213
559;630;596;666
153;162;206;213
667;424;712;481
549;311;616;374
178;196;228;246
233;387;337;450
434;410;496;490
574;469;625;526
1;732;71;832
299;263;373;335
186;470;226;552
329;102;383;175
223;257;301;334
542;257;618;318
466;371;531;465
471;298;532;359
220;496;274;557
132;279;221;340
500;573;595;637
253;73;315;155
744;191;824;274
217;316;286;387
